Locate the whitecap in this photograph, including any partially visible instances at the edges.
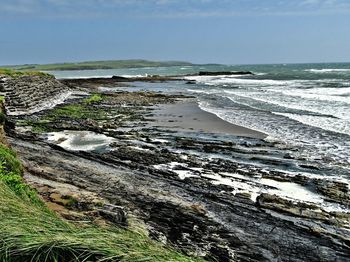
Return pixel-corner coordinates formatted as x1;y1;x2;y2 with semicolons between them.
273;112;350;136
306;69;350;73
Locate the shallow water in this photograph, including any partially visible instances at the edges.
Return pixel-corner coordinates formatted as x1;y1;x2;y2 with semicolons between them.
46;130;116;152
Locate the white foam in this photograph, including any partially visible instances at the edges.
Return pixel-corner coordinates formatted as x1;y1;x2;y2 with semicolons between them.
208;173;323;204
153;162;199;180
120;74;145;78
260;178;323;203
187;75;299;87
46;131;116;151
150;138;169;143
279;89;350;104
98;87;121;92
128;146;150;152
273;112;350;136
173;170;198;180
306;69;350;73
225;90;350;120
184;75;243;83
186;89;217;95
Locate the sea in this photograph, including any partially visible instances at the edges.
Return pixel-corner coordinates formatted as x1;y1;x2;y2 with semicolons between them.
49;63;350;183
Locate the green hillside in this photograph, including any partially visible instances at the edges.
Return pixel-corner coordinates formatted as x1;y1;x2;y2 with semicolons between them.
2;60;194;71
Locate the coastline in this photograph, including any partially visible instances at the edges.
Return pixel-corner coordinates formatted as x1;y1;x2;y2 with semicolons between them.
1;72;349;261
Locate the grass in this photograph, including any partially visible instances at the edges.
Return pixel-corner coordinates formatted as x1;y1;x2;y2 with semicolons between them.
52;103;107;120
0;144;41;205
0;183;202;261
0;143;202;261
84;94;103;104
1;60;193;71
0;68;53;78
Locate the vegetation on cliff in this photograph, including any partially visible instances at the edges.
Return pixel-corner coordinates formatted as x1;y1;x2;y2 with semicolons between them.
1;59;193;71
0;68;53;78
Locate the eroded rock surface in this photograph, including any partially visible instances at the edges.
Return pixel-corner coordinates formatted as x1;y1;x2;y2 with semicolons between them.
8;133;350;262
0;75;71;115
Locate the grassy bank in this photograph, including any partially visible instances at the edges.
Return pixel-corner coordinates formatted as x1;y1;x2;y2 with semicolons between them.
0;114;201;261
1;60;193;71
0;68;53;78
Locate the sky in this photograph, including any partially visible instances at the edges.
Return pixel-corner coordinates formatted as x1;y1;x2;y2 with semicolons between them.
1;0;350;65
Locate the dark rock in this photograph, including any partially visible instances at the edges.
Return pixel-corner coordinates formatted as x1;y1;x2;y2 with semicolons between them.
98;204;128;227
111;75;128;80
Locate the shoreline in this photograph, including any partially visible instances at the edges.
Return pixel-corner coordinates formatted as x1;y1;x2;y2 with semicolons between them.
149;99;266;139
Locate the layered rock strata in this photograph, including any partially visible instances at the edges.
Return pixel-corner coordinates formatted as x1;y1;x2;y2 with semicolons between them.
0;75;71;116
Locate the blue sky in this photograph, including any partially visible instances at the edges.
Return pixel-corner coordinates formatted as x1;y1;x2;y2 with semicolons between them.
1;0;350;65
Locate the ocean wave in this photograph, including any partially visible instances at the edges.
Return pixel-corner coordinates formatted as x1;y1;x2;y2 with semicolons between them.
278;89;350;104
224;90;349;120
186;76;295;86
198;99;350;164
186;89;216;94
273;112;350;135
306;69;350;73
184;75;242;82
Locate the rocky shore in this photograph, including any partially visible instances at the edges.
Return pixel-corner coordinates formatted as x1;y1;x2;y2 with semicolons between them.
2;74;350;261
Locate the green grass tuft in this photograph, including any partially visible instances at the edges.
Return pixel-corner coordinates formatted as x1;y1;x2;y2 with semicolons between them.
0;181;201;262
84;94;103;104
51;103;107;120
0;144;22;176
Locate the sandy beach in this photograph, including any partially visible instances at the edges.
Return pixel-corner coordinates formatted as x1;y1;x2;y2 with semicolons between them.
149;99;266;139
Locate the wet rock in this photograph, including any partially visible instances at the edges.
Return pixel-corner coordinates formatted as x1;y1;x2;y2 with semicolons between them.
111;75;128;80
256;193;329;221
98;204;128;227
316;180;350;206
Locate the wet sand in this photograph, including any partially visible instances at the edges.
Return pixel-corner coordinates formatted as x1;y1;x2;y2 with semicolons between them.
149;99;266;139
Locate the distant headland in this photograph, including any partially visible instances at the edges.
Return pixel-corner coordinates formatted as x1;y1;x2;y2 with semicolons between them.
0;59;220;71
